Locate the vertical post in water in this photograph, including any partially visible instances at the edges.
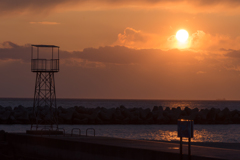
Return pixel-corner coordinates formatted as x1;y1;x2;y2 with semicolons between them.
180;137;183;160
188;137;191;160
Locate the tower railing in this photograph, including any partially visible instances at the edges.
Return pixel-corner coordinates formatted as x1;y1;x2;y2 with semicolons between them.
31;59;59;72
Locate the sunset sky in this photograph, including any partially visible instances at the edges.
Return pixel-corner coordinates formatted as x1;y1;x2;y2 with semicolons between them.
1;0;240;100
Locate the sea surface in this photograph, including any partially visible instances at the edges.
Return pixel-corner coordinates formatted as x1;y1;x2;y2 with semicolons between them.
1;98;240;110
1;124;240;143
1;98;240;143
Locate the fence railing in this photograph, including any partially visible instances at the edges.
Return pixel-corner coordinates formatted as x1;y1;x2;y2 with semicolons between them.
31;59;59;72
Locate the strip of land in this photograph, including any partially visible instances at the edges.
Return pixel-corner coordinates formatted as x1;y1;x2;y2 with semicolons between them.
4;132;240;160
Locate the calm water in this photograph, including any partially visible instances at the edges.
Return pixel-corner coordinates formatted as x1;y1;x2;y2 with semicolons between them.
1;98;240;143
0;98;240;110
1;124;240;143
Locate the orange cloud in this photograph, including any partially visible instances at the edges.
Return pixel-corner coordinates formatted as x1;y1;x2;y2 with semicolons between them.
115;27;147;48
62;58;105;68
166;30;240;51
2;41;240;99
114;28;240;51
2;41;240;74
114;27;164;49
191;32;240;51
196;71;206;74
117;27;145;44
0;58;22;65
115;28;240;52
166;30;205;50
30;21;60;25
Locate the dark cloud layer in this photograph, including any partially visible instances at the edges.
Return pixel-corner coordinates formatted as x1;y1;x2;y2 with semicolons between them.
1;0;240;15
1;41;240;99
0;41;30;62
0;42;203;65
225;50;240;58
0;41;234;67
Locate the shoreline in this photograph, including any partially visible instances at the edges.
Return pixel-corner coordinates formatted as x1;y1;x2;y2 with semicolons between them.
151;140;240;150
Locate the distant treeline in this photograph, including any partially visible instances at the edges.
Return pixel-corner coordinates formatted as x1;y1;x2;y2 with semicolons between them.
0;105;239;124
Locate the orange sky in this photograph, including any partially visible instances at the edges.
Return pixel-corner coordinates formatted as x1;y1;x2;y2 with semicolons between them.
1;0;240;100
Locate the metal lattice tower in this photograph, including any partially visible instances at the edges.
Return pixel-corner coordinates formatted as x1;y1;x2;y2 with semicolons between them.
31;45;59;130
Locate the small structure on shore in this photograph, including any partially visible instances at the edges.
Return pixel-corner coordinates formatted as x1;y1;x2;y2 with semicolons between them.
31;45;59;130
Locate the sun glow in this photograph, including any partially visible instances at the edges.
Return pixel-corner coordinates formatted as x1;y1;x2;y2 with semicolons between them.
176;29;189;43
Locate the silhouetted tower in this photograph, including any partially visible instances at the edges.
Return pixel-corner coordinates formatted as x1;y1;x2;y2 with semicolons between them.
31;45;59;130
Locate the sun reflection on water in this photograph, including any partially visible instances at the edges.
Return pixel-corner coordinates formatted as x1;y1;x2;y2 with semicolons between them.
137;127;233;142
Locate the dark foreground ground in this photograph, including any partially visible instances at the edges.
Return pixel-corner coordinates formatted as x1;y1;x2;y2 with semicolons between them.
0;141;45;160
154;140;240;150
1;139;240;160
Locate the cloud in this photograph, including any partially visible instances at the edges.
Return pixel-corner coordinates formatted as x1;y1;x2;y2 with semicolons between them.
166;30;207;50
196;71;206;74
114;27;166;49
0;41;30;62
69;46;148;65
114;27;153;49
0;41;220;74
117;27;146;45
2;41;240;99
165;30;240;51
0;41;202;65
192;32;240;51
2;0;240;16
62;58;105;68
225;50;240;58
190;30;206;46
222;49;240;71
0;41;20;48
2;40;240;69
2;41;240;74
1;39;238;70
116;27;240;52
30;21;60;25
0;41;148;65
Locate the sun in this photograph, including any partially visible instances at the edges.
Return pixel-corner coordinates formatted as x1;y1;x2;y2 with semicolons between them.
176;29;189;43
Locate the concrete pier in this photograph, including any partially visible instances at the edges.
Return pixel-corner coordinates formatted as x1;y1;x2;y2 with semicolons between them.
5;133;240;160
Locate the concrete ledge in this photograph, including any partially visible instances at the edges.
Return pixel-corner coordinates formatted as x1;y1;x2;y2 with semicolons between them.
6;133;239;160
26;130;63;135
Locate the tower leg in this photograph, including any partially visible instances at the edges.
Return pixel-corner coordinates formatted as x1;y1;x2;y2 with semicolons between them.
31;72;58;130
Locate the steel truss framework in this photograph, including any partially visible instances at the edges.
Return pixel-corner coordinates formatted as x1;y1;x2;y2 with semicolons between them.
32;72;58;129
31;45;59;130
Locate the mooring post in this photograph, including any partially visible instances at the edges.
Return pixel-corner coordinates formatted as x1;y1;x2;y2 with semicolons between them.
180;136;183;160
188;137;191;160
